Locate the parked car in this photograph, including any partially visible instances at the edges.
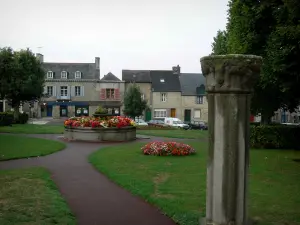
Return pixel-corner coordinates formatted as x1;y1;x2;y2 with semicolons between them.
164;117;189;129
148;120;168;126
188;121;208;130
135;118;148;126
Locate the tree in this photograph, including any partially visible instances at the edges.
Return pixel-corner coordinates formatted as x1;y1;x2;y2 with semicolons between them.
211;30;228;55
211;0;300;123
0;47;15;99
0;48;45;120
123;83;147;119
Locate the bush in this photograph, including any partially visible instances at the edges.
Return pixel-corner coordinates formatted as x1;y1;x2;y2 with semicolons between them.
250;125;300;150
0;112;14;126
15;112;29;124
141;141;196;156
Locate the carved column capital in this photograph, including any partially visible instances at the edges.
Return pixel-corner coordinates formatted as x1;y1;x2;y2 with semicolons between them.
200;54;262;93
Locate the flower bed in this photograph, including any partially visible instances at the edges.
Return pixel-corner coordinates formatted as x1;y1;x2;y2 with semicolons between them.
64;116;136;142
141;141;196;156
64;116;135;128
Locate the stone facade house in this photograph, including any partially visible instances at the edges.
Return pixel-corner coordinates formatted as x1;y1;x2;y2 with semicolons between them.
179;72;208;122
37;54;101;118
96;72;125;116
122;70;152;120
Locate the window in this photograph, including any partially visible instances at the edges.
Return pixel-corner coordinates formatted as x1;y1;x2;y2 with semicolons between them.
61;71;68;79
60;86;68;96
75;71;81;79
75;86;81;96
160;79;165;83
154;109;167;118
47;86;53;96
161;93;167;102
47;71;53;79
141;94;145;100
106;89;115;99
196;96;203;104
194;109;201;118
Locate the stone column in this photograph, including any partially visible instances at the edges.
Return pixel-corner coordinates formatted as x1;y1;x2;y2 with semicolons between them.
200;55;262;225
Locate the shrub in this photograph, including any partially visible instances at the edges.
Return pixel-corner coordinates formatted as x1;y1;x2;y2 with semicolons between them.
250;125;300;150
141;141;196;156
0;112;14;126
16;112;29;124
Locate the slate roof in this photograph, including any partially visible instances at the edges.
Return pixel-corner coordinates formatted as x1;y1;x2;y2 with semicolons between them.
43;62;99;79
122;70;151;83
100;72;121;81
150;70;181;92
179;73;206;96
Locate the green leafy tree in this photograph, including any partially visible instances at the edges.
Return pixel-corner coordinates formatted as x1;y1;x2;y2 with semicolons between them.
0;47;15;99
211;0;300;123
0;48;45;120
211;30;228;55
123;83;147;119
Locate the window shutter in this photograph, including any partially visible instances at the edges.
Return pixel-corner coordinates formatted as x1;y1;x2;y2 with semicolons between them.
115;88;120;100
53;86;56;96
43;86;47;94
71;86;75;97
100;89;106;100
67;86;70;97
81;86;84;96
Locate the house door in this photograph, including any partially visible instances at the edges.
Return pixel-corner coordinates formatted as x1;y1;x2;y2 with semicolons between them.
46;106;53;117
145;109;151;121
171;108;176;118
184;109;191;123
60;105;68;117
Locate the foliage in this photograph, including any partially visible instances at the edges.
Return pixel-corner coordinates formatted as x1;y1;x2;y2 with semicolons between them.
211;0;300;123
0;112;14;126
15;112;29;124
64;116;135;128
94;105;108;114
250;125;300;150
89;141;300;225
0;47;45;120
0;134;65;161
0;168;76;224
123;83;147;118
141;141;196;156
211;30;228;55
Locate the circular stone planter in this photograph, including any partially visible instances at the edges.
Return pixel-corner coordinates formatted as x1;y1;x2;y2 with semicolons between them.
64;126;136;142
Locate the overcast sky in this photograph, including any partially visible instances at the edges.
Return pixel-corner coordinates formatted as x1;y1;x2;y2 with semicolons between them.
0;0;228;78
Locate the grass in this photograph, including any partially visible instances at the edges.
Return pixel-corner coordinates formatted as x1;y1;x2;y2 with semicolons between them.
89;141;300;225
137;129;208;139
0;134;65;161
0;124;64;134
0;167;76;225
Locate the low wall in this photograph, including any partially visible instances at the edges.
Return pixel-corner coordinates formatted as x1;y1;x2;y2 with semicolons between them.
64;126;136;142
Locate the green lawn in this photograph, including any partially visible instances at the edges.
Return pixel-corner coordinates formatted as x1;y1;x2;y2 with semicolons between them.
0;134;65;161
89;141;300;225
0;167;76;225
0;124;64;134
137;129;208;139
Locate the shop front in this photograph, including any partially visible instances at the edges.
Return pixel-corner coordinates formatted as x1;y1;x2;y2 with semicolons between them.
75;106;89;117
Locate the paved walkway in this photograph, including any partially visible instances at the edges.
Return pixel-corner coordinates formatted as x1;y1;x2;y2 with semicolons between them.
0;134;197;225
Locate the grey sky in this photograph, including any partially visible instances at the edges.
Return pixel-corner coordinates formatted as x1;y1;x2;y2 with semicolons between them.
0;0;228;78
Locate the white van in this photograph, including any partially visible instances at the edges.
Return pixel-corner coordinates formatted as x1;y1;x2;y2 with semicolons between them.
164;117;189;129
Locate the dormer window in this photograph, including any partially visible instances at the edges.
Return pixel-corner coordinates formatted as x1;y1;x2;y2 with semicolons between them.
160;79;165;83
61;71;68;79
47;71;53;79
75;71;81;79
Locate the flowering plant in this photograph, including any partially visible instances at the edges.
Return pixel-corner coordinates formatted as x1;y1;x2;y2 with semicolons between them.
64;116;136;128
141;141;196;156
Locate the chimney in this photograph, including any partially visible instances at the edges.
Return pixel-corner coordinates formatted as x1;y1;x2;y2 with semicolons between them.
95;57;100;69
36;53;44;63
172;65;180;74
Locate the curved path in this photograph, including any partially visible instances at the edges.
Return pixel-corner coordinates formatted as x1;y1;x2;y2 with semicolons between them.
0;134;198;225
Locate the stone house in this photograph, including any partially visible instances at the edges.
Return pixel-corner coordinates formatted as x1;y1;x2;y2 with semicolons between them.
96;72;125;116
122;70;152;120
179;72;208;122
37;54;101;118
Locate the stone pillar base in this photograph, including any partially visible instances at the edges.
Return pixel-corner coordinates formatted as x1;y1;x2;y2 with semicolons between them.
200;218;257;225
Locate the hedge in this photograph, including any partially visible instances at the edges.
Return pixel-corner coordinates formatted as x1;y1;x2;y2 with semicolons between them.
0;112;14;126
250;125;300;150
